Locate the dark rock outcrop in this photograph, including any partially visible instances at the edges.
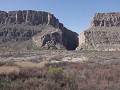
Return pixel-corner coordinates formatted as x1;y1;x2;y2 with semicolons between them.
0;10;78;50
77;12;120;51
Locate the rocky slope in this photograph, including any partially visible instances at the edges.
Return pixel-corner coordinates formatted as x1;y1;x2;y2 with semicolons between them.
0;10;78;50
77;12;120;51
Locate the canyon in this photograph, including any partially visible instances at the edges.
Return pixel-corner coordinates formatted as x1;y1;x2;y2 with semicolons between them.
0;10;120;90
1;10;120;51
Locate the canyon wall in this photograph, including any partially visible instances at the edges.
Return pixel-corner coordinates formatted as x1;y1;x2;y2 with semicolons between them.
77;12;120;51
0;10;78;50
91;12;120;27
0;10;63;29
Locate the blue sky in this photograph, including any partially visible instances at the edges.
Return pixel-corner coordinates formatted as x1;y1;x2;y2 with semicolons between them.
0;0;120;33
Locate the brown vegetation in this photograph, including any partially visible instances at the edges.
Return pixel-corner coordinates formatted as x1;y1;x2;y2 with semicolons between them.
0;60;120;90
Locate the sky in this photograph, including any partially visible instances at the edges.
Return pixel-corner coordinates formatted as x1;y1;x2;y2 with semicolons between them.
0;0;120;33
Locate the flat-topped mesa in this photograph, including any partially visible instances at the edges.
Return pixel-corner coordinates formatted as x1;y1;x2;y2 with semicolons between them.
91;12;120;27
0;10;63;29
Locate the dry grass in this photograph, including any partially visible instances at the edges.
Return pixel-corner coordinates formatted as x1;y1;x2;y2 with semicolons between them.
0;61;119;90
15;61;48;69
0;66;20;75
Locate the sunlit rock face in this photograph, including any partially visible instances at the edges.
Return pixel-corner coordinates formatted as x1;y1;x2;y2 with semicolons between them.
90;12;120;27
0;10;78;50
0;10;62;28
77;12;120;51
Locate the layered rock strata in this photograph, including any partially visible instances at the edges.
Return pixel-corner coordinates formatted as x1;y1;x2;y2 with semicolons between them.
0;10;63;29
91;12;120;27
77;12;120;51
0;10;78;50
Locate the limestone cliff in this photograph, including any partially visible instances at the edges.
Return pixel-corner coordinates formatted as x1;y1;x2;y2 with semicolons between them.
0;10;63;29
0;10;78;50
77;12;120;51
91;12;120;27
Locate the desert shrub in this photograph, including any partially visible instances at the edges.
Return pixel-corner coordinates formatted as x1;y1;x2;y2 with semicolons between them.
0;61;5;66
5;61;17;66
19;68;33;79
44;81;62;90
30;67;47;78
0;79;12;90
18;66;47;79
47;67;63;81
0;61;17;68
45;62;69;68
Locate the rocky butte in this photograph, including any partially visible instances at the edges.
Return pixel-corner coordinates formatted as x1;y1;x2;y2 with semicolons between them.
0;10;78;50
77;12;120;51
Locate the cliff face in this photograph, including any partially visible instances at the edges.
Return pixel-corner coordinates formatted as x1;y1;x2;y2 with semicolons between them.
0;10;78;50
91;12;120;27
77;12;120;51
0;10;63;29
